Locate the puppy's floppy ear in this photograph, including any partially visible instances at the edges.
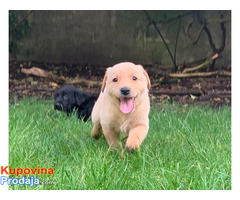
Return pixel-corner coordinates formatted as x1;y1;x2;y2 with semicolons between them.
74;91;86;106
143;69;151;89
139;65;151;89
101;67;112;93
101;74;107;93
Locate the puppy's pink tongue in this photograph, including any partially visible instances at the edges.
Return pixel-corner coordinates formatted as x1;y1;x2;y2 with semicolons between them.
119;98;134;114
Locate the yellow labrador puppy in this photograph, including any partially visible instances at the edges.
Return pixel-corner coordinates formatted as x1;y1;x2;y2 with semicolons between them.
91;62;151;151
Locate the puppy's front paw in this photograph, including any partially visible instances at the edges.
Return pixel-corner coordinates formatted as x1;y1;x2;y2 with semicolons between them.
125;137;140;152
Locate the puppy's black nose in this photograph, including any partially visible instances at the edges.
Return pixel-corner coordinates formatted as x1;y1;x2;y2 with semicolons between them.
54;102;62;110
120;87;130;96
55;102;60;106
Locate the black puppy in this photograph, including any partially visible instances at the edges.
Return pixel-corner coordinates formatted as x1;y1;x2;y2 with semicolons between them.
54;85;97;121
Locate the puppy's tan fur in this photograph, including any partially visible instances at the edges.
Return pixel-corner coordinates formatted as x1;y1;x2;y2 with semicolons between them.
91;62;151;150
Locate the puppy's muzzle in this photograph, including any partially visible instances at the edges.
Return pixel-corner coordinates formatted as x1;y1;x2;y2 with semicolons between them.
54;102;63;110
120;87;130;96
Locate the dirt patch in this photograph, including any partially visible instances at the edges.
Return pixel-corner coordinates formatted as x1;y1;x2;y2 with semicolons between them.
9;60;231;107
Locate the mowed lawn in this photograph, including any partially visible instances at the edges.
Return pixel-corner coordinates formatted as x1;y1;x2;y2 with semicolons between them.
8;98;231;190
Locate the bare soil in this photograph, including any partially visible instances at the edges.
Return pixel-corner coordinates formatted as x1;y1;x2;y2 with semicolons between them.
9;60;231;107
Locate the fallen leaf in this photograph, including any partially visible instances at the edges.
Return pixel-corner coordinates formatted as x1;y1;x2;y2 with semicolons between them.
31;81;38;86
213;97;221;102
190;94;196;100
27;77;34;82
51;82;58;88
22;90;29;95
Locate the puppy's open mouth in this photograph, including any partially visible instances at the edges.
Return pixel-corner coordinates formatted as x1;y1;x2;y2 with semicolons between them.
118;97;135;114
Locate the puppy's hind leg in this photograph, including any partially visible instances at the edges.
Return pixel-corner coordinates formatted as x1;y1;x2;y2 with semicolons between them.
91;121;102;139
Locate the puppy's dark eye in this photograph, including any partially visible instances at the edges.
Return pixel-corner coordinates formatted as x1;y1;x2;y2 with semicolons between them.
113;78;118;82
63;94;69;100
132;76;137;81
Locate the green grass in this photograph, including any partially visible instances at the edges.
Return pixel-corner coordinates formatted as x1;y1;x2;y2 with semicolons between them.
8;98;231;190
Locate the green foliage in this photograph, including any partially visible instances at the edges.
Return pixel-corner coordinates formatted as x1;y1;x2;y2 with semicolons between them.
9;99;231;190
147;10;190;22
9;11;31;58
